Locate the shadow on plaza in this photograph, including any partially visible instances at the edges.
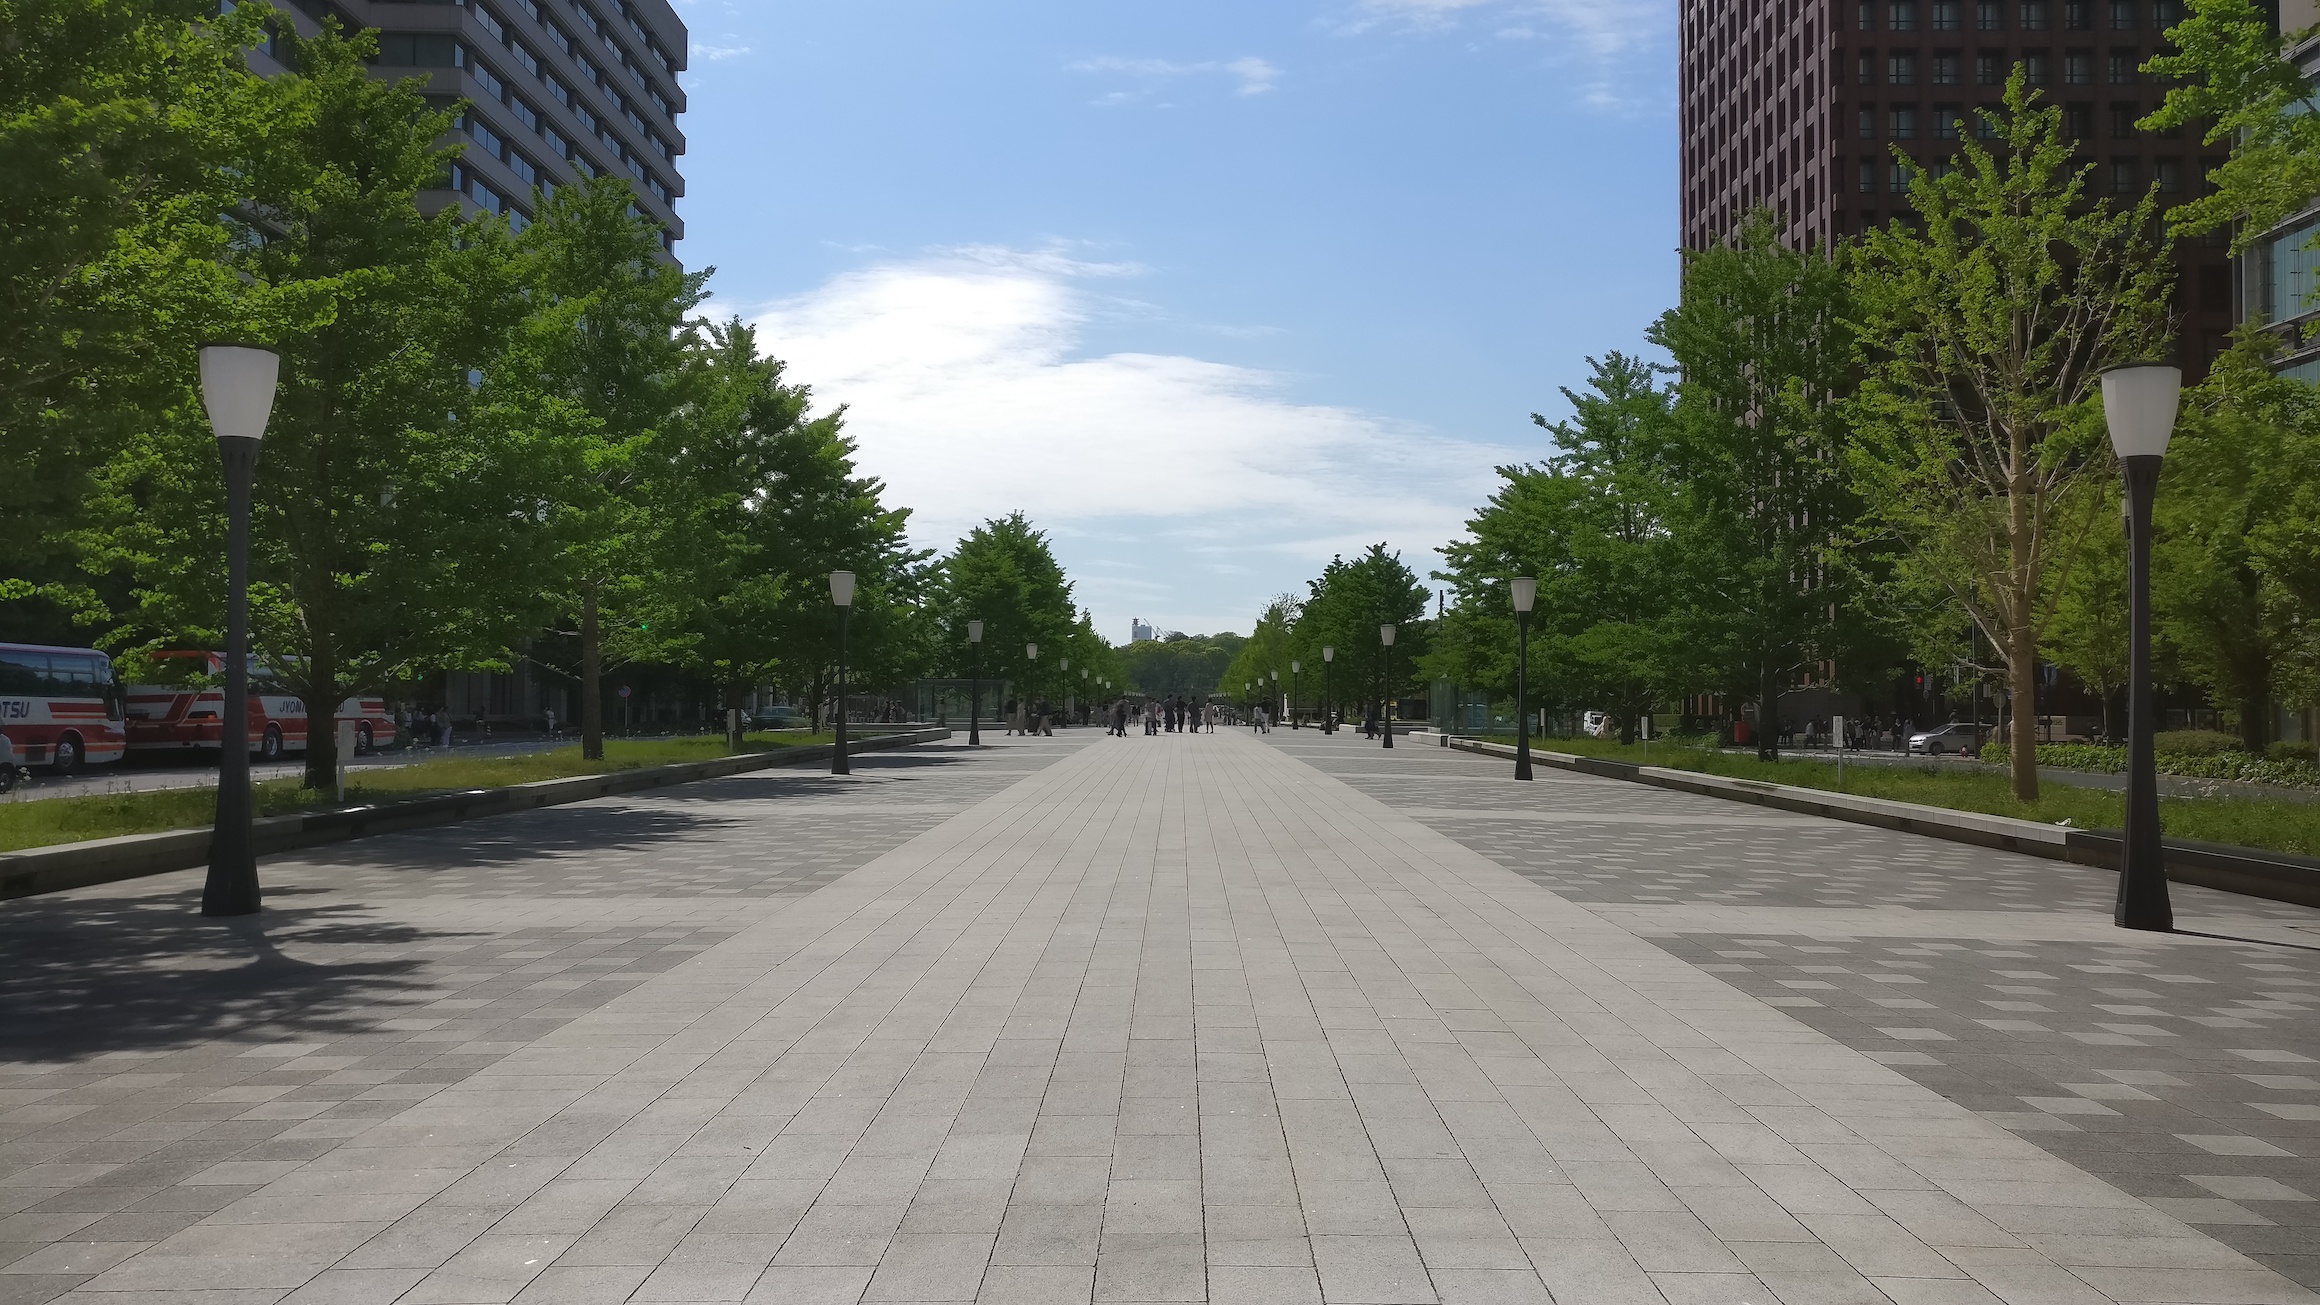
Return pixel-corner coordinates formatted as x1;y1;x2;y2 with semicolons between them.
315;801;737;873
0;888;461;1058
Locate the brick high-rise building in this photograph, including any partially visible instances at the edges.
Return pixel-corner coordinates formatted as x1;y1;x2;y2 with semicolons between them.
1679;0;2232;374
256;0;688;259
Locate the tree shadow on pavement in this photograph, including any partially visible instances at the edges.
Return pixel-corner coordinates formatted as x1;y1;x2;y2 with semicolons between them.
302;802;734;873
0;887;466;1060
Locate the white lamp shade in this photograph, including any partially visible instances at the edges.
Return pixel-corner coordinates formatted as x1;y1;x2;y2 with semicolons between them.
1380;624;1396;647
828;570;856;607
1271;670;1279;681
1510;576;1537;613
1027;643;1038;660
1323;646;1334;662
2101;364;2182;459
967;620;983;643
199;344;280;442
1292;661;1300;673
1061;657;1069;670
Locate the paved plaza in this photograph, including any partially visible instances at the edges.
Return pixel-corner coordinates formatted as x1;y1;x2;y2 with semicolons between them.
2;730;2316;1305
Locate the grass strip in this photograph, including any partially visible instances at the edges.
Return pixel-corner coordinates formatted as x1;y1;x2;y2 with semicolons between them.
1470;735;2320;860
0;732;833;854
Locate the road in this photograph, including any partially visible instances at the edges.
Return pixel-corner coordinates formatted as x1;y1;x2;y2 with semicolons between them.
1;729;2313;1303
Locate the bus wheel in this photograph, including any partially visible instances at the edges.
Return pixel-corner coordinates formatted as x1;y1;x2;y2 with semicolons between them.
259;724;284;761
356;723;374;756
51;734;82;776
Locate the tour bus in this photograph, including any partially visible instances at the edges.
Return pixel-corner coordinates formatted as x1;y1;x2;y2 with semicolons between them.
0;642;130;774
124;652;398;760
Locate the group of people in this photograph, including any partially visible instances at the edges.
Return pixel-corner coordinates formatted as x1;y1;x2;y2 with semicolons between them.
1109;696;1216;737
1004;697;1057;737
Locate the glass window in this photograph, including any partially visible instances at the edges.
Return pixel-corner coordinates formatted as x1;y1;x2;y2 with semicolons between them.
2263;219;2320;323
1935;103;1964;137
0;652;46;696
1861;0;1877;30
2109;102;2138;136
473;3;506;42
507;151;539;185
1861;106;1878;137
1979;0;2005;28
1890;52;1919;83
1977;51;2004;83
1976;104;2003;136
2110;158;2138;192
2154;157;2180;192
1892;105;1920;136
2065;0;2092;27
2109;50;2139;82
1861;52;1877;84
1891;160;1913;190
509;96;538;131
2110;0;2137;27
1934;52;1961;83
2023;0;2050;27
1892;0;1918;29
2064;102;2093;137
1861;160;1879;192
1933;1;1963;29
2065;51;2092;83
2154;0;2181;23
2024;51;2050;82
512;42;539;77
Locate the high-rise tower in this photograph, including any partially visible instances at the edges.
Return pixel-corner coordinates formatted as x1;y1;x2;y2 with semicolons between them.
256;0;688;258
1679;0;2232;373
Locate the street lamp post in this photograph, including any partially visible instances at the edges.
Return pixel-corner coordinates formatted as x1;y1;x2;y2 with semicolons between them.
1081;667;1089;725
1270;669;1280;724
967;620;983;746
198;344;280;918
1026;643;1038;734
1291;660;1301;729
1511;577;1536;782
1322;646;1335;733
829;571;855;776
1380;624;1397;750
2103;364;2182;933
1061;656;1070;724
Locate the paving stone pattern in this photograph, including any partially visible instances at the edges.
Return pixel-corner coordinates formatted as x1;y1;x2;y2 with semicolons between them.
1275;736;2320;1291
2;730;2316;1304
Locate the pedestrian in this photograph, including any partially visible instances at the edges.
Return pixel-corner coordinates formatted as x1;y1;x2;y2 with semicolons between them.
1037;698;1054;737
544;706;557;738
1363;704;1378;739
434;706;452;748
1111;698;1128;737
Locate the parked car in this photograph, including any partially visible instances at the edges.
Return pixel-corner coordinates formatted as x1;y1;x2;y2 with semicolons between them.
1907;722;1982;755
751;705;809;729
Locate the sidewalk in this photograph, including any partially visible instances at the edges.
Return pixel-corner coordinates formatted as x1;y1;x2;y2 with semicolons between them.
2;730;2313;1303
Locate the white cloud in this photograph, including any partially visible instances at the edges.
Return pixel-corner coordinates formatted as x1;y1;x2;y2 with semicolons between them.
693;41;752;61
1345;0;1669;110
1070;54;1281;100
749;251;1512;634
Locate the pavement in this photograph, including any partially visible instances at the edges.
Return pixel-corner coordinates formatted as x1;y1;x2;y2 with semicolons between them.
0;727;2315;1304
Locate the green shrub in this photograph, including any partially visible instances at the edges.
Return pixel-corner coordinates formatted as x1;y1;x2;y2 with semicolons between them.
2152;729;2242;756
2267;740;2318;765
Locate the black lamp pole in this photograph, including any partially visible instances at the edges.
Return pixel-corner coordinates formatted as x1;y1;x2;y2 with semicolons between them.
1381;624;1396;750
2102;364;2181;932
198;344;279;919
830;571;854;776
967;620;982;746
1512;577;1536;782
1323;646;1334;734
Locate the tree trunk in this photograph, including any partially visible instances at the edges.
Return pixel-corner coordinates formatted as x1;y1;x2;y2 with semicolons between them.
301;637;339;792
2009;621;2039;800
580;579;603;761
2241;691;2269;754
1757;661;1781;762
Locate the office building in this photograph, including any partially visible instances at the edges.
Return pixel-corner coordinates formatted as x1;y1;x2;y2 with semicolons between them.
255;0;688;257
2245;0;2320;382
1679;0;2232;374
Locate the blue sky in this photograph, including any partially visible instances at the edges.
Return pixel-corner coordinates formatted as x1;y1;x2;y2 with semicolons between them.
673;0;1677;640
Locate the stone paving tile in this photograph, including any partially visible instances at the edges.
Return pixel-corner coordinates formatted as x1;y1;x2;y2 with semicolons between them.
1273;733;2320;1292
8;728;2319;1305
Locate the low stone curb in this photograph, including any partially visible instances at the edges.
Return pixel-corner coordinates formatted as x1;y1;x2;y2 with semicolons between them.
0;727;952;902
1442;735;2320;910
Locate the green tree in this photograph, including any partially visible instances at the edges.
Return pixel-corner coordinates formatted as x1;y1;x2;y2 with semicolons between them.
2154;331;2320;749
1294;545;1430;727
2140;0;2320;252
1222;595;1299;712
931;513;1080;712
1120;633;1242;700
2;0;269;616
96;21;553;788
1651;210;1862;759
2039;483;2131;743
1847;73;2174;799
512;174;707;759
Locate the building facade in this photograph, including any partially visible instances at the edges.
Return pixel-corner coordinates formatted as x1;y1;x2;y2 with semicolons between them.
254;0;688;256
2244;0;2320;383
1680;0;2232;374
